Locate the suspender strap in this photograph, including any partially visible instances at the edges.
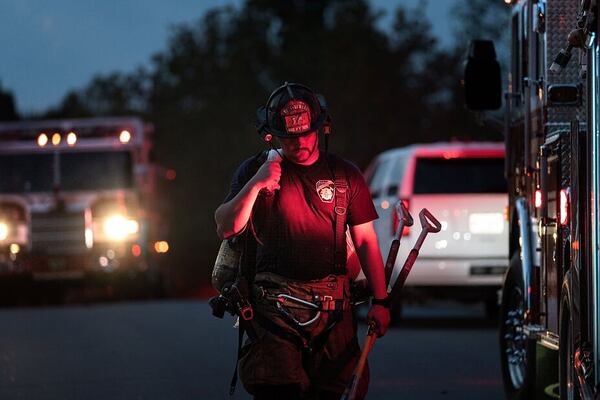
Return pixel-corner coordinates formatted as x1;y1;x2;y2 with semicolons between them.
333;159;348;275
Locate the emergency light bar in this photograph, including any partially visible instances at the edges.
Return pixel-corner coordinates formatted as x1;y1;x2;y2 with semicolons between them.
0;117;145;146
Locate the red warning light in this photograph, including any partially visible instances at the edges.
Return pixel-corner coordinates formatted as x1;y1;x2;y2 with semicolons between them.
559;189;569;226
534;190;542;208
131;244;142;257
166;169;177;181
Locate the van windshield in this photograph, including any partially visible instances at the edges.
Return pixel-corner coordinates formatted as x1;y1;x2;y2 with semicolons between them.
413;157;506;194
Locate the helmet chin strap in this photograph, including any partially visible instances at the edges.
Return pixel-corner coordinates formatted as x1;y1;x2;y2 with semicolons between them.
307;134;319;159
268;142;286;161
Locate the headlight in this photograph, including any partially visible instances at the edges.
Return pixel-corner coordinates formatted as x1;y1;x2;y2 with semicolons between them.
103;215;139;241
0;222;8;241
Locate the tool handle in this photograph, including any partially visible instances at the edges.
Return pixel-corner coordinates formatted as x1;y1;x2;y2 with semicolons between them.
384;239;400;286
389;249;418;304
419;208;442;233
341;330;377;400
397;200;414;227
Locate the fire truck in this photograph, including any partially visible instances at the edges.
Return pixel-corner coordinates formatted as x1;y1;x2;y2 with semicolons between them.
465;0;600;398
0;117;171;301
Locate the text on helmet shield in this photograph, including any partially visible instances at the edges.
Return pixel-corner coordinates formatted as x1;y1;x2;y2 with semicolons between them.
281;100;311;134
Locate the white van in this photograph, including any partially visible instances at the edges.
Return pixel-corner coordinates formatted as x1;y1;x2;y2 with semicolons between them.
364;142;508;317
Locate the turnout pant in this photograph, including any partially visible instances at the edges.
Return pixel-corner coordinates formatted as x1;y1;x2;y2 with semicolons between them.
238;273;369;400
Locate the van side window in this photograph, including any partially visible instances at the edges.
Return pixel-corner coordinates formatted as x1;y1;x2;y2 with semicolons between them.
368;159;392;199
386;155;407;196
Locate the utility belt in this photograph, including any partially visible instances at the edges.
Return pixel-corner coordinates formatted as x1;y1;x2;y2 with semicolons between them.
254;271;350;311
250;272;351;349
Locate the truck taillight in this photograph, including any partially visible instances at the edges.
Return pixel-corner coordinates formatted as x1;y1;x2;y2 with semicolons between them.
560;189;569;225
535;189;542;208
391;199;410;236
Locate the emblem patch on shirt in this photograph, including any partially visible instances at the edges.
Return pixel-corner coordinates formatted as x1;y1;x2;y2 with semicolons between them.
316;180;335;203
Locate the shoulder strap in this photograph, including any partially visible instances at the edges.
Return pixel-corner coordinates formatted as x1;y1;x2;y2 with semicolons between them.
331;155;348;275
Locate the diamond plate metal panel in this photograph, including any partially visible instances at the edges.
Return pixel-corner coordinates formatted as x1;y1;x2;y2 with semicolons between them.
546;0;586;126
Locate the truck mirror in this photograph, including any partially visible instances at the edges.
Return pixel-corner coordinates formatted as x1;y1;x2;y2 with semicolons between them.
464;40;502;111
547;84;580;106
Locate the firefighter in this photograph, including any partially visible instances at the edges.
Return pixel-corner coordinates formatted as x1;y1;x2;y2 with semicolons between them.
214;82;390;400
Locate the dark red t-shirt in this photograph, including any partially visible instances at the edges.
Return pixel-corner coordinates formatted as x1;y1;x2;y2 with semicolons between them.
224;152;378;281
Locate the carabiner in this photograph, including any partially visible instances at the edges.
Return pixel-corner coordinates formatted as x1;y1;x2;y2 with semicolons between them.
276;294;320;310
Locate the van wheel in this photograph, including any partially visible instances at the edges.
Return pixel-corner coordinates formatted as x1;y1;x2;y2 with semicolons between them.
500;255;535;400
390;298;403;325
559;290;580;400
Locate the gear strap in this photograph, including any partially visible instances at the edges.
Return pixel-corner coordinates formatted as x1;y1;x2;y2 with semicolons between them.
229;323;245;395
332;156;348;275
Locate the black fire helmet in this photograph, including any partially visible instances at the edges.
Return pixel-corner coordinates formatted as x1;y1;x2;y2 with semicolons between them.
256;82;330;141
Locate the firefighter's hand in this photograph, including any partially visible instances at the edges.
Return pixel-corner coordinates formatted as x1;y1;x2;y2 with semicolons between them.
367;305;390;337
253;160;282;192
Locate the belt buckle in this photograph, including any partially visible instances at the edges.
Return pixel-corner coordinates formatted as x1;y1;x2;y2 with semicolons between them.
322;295;334;311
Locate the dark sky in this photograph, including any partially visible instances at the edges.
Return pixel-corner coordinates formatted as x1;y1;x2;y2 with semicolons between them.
0;0;457;114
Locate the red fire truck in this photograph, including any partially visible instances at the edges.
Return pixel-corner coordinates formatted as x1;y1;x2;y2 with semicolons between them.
0;117;171;301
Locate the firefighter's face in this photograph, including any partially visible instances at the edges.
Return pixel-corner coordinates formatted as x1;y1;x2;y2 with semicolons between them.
279;131;319;165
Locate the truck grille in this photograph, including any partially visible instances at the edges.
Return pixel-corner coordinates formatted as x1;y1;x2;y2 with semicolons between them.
30;212;87;255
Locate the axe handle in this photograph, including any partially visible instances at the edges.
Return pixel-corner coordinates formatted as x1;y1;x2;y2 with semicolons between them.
389;248;419;304
341;330;377;400
384;239;400;286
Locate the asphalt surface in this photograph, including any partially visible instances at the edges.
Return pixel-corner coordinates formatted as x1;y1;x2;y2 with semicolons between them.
0;300;504;399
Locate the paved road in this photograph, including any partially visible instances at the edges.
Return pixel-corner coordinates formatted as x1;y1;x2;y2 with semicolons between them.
0;300;504;399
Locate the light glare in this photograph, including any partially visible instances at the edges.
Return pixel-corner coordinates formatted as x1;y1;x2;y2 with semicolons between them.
0;223;8;241
37;133;48;147
119;130;131;143
127;220;139;234
104;215;129;240
67;132;77;146
154;241;169;253
9;244;19;254
52;133;61;145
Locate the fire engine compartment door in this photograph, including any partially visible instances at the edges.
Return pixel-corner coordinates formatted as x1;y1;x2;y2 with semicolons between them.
541;150;560;333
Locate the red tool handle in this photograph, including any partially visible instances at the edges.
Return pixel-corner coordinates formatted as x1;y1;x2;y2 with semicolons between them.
384;239;400;286
341;325;376;400
389;249;418;305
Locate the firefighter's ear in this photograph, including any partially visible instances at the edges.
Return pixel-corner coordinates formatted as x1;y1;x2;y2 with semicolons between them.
255;106;272;142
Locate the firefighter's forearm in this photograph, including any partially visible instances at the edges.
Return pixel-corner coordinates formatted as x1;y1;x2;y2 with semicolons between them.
215;179;262;240
356;241;387;299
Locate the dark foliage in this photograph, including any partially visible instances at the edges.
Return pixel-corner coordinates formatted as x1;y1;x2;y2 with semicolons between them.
37;0;509;293
0;82;19;121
